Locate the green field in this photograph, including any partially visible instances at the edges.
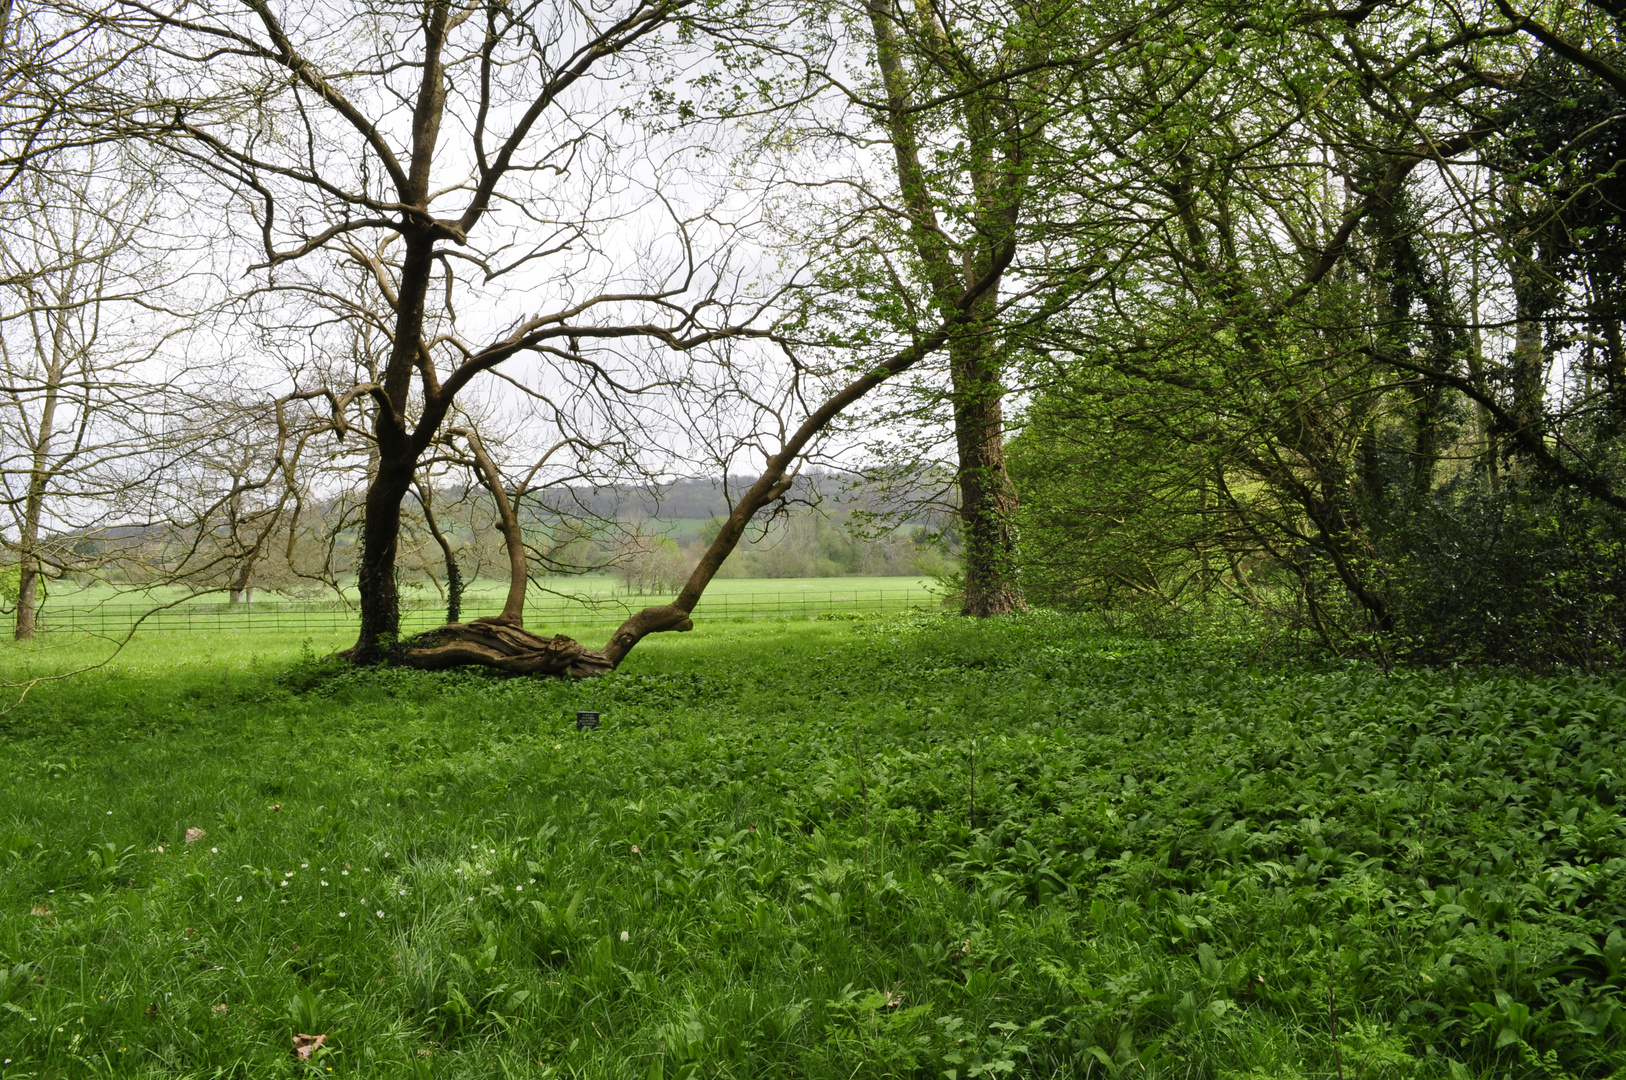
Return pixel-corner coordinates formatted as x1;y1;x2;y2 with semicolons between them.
40;576;935;605
20;577;942;637
2;615;1625;1077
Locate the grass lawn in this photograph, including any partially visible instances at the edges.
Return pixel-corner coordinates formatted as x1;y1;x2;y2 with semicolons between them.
37;576;938;608
25;578;943;637
1;614;1624;1078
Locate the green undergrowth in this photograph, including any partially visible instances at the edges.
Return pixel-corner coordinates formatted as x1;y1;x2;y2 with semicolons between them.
1;614;1624;1078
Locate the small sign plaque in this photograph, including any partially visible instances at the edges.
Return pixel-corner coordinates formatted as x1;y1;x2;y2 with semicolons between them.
576;711;601;730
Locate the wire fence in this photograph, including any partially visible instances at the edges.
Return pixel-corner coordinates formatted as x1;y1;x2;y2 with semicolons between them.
16;589;942;636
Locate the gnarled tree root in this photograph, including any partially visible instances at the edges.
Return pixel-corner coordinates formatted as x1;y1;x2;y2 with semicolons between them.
396;619;614;678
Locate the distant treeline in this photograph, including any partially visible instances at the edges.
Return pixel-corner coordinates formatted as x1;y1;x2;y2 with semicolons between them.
20;471;955;607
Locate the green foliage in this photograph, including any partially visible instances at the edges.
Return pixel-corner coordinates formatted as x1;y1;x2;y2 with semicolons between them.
1380;477;1626;666
2;617;1625;1076
997;2;1626;668
701;509;942;580
1009;367;1235;615
1015;354;1626;664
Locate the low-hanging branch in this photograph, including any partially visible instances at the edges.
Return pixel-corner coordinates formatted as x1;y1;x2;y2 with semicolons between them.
393;241;1014;678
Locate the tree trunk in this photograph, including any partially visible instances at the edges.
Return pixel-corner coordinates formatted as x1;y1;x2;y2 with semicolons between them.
444;560;463;625
354;453;416;662
1509;222;1548;443
1510;317;1544;437
1410;379;1447;500
352;227;437;663
14;563;38;639
14;329;61;642
228;560;256;605
1466;265;1499;485
950;335;1024;617
416;479;463;625
1603;318;1626;425
863;0;1026;618
399;619;614;677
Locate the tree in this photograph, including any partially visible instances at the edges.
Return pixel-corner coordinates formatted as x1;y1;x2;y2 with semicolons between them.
614;532;685;594
1005;0;1493;641
746;0;1185;616
393;248;1009;675
1009;0;1626;663
27;0;1022;676
0;161;180;638
843;0;1045;616
67;0;818;663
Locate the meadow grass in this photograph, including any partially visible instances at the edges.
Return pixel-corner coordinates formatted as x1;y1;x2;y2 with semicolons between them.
23;578;943;638
1;614;1624;1078
37;575;938;608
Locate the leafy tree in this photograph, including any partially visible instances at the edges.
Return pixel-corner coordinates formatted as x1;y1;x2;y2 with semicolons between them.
1010;0;1626;663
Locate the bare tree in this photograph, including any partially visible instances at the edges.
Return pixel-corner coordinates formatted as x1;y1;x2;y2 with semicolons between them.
174;393;321;604
397;241;1011;674
0;162;182;638
0;0;156;195
64;0;818;663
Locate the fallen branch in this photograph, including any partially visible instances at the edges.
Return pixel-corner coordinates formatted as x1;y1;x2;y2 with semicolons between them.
396;618;614;678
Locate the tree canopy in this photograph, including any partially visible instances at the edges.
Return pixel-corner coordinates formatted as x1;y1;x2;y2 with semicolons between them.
1;0;1623;669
